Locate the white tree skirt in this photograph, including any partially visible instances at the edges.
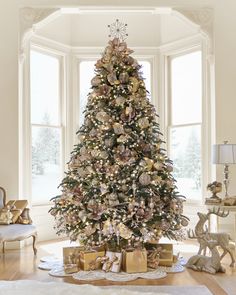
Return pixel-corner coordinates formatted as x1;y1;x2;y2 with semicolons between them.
39;256;184;280
72;269;167;282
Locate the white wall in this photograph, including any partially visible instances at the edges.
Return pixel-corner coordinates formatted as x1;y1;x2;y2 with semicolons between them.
1;0;236;241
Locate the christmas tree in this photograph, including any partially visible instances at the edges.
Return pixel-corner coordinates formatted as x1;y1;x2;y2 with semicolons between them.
50;20;188;249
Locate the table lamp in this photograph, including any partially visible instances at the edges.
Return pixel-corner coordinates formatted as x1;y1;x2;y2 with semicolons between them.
213;141;236;198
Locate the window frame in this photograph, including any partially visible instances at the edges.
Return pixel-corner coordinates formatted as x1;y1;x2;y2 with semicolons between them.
160;36;211;205
28;43;67;206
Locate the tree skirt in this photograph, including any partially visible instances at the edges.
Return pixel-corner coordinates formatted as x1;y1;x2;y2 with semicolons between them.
38;256;184;281
72;269;166;281
0;280;213;295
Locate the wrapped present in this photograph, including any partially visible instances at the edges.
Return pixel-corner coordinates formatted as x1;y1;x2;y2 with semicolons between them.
145;243;173;267
122;248;147;273
79;247;105;271
157;244;173;266
102;251;122;273
63;246;84;274
5;200;28;223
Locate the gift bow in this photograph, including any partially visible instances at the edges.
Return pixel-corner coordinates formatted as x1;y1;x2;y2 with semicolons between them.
88;255;108;271
147;247;162;269
103;254;120;272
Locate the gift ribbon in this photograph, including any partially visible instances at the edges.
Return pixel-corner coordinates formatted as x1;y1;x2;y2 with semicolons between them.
104;254;120;272
147;247;162;269
88;255;108;271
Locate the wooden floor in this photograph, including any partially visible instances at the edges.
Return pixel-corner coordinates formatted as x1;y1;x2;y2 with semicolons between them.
0;239;236;295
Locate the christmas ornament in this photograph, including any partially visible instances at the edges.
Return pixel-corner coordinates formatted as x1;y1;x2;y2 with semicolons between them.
113;123;124;134
139;173;151;186
138;117;149;129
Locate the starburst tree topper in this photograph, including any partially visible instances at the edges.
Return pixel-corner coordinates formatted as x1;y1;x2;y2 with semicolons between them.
108;19;128;41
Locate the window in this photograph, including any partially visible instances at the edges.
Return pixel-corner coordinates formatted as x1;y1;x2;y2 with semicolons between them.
78;60;151;127
30;49;63;204
168;50;202;201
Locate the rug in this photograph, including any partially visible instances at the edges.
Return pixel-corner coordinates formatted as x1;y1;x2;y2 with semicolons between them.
0;280;213;295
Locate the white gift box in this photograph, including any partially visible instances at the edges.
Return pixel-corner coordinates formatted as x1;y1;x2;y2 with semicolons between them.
102;251;122;273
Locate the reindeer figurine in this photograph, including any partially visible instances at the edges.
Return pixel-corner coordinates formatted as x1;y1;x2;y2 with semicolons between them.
189;207;235;267
186;233;226;274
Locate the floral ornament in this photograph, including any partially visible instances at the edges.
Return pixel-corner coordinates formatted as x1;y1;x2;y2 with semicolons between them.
96;84;112;96
115;96;125;106
107;193;119;207
87;200;107;221
117;223;132;239
105;137;115;147
107;72;119;85
91;76;101;87
84;224;96;236
138;117;149;129
78;210;87;222
113;122;125;134
96;111;111;123
100;183;108;195
121;106;135;122
115;145;132;163
89;128;97;137
139;172;151;186
154;162;164;171
117;134;130;143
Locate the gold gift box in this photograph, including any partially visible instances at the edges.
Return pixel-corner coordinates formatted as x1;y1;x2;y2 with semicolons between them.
63;246;84;274
157;243;173;267
145;243;173;267
122;249;147;273
79;247;105;271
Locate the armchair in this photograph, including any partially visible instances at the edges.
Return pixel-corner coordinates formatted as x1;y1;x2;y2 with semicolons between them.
0;187;37;255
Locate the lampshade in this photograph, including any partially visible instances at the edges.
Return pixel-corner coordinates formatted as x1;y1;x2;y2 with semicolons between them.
213;143;236;164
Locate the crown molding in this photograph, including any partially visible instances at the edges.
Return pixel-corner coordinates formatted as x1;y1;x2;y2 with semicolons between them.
19;7;60;61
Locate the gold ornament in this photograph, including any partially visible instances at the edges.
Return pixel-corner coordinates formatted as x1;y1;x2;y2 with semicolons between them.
138;117;149;129
129;77;139;93
144;157;154;171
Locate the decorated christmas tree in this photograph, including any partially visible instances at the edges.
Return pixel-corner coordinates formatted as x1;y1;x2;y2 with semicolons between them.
50;20;188;250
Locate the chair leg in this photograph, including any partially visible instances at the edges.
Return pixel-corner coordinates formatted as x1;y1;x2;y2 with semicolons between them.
2;241;5;253
32;234;37;255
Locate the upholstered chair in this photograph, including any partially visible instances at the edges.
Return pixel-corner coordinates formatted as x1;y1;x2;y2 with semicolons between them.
0;187;37;255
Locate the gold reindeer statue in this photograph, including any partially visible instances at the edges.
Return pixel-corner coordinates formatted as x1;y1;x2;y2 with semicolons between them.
186;232;225;274
188;207;235;267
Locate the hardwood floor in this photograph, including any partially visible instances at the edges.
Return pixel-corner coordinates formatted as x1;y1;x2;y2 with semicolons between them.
0;239;235;295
